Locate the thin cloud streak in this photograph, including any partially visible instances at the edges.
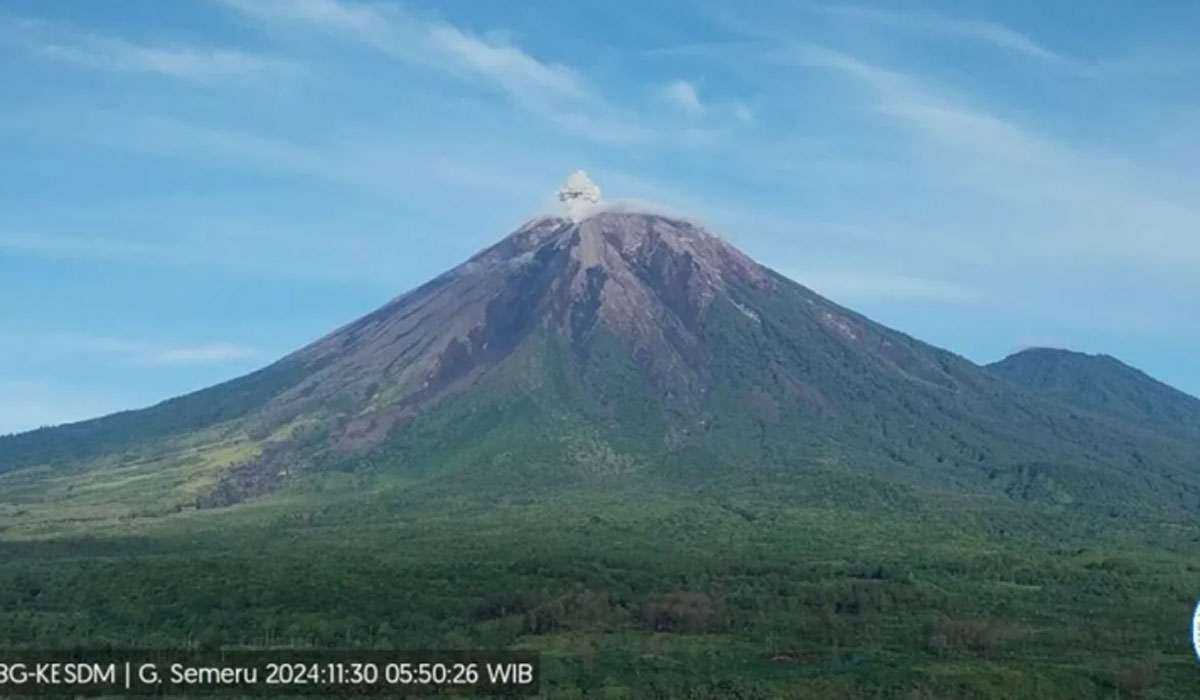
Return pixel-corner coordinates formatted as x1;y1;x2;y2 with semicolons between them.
3;17;288;80
216;0;625;140
661;79;705;116
217;0;400;44
428;22;585;100
780;42;1200;274
788;267;979;304
0;332;260;367
823;6;1061;63
215;0;748;145
144;343;259;366
823;6;1200;79
0;381;137;435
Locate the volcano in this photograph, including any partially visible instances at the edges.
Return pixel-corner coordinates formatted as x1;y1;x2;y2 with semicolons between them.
2;173;1198;517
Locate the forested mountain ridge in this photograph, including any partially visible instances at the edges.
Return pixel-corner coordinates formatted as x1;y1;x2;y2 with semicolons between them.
2;205;1198;519
4;190;1200;698
989;347;1200;439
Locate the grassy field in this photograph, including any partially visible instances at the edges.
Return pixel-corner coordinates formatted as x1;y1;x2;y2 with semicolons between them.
1;460;1197;699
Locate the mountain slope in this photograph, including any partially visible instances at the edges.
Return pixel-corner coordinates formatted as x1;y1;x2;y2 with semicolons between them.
2;200;1198;519
989;348;1200;438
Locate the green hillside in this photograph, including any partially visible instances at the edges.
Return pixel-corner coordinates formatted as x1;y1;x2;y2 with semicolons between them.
2;464;1196;698
1;212;1198;697
989;348;1200;439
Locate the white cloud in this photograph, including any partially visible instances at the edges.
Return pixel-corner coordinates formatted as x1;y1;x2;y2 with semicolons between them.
206;0;758;150
587;197;699;223
427;23;584;101
788;267;977;304
824;6;1060;63
143;343;258;366
79;335;259;367
731;101;756;123
0;104;572;284
39;39;285;79
0;229;161;263
4;108;545;202
5;17;286;80
785;42;1200;274
823;7;1200;80
661;79;704;116
0;331;259;368
216;0;649;143
0;381;135;435
216;0;396;45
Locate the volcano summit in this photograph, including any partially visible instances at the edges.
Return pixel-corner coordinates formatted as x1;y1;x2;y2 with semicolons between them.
2;176;1198;516
3;174;1200;698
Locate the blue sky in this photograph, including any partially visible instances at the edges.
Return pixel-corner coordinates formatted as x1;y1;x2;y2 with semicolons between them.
2;0;1199;434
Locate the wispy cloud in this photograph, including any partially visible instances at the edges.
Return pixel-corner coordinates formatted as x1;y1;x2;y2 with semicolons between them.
222;0;586;100
0;381;137;435
0;228;163;264
428;22;585;100
781;42;1200;274
3;105;549;201
217;0;399;45
39;38;285;79
660;79;704;116
0;220;420;286
142;342;258;366
4;17;287;80
823;6;1060;63
0;332;259;367
214;0;760;145
74;335;259;367
823;6;1200;80
217;0;629;138
731;101;756;123
788;267;978;304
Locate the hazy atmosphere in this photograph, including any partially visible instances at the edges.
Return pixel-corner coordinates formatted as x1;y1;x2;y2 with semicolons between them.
4;3;1200;698
2;0;1198;431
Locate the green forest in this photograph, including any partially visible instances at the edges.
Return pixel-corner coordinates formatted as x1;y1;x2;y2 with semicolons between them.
3;230;1199;698
1;463;1197;699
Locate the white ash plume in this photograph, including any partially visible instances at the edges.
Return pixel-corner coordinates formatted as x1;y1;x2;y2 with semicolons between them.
556;170;601;221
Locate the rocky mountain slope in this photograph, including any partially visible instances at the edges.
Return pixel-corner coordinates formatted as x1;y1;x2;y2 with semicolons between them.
2;173;1198;518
